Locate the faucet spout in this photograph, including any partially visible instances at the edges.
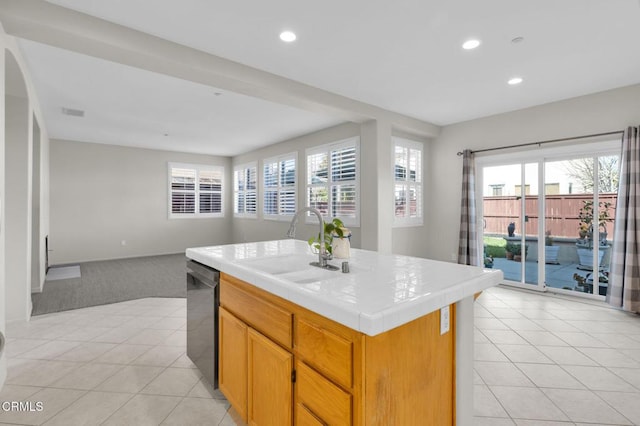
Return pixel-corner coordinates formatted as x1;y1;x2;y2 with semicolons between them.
287;207;336;269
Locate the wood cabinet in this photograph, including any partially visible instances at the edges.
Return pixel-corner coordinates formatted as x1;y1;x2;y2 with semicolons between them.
218;307;247;419
219;272;455;425
248;328;293;425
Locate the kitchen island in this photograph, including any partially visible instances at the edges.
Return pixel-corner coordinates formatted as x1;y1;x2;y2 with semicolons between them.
187;239;502;425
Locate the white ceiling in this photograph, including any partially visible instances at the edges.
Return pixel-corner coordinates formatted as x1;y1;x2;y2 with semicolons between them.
17;40;343;156
14;0;640;155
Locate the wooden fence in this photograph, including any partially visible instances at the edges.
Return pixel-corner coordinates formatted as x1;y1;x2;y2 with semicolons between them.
483;194;617;239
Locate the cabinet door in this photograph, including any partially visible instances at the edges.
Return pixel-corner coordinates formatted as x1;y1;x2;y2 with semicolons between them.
248;328;293;426
219;307;248;422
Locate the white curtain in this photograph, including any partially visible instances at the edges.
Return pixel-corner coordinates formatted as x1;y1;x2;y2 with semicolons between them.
458;149;478;266
607;126;640;311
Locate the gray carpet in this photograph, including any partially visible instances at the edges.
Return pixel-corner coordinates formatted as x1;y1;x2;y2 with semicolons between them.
31;253;186;316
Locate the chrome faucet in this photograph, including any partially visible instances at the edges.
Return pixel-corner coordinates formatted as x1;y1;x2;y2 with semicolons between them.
287;207;339;271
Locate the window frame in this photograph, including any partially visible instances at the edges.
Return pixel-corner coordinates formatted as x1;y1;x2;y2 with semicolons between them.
233;162;258;219
392;137;424;227
305;137;360;227
168;162;224;219
262;152;298;221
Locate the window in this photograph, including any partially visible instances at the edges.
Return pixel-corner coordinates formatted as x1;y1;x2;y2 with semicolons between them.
514;184;531;196
306;137;359;226
490;184;504;196
263;153;297;220
234;162;257;218
393;137;423;226
168;163;223;218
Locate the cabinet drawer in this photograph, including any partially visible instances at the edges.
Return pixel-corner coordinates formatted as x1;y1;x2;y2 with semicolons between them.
221;277;293;349
295;360;351;426
296;404;326;426
296;318;353;388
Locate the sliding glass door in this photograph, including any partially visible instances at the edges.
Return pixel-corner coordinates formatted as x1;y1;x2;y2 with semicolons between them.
478;141;620;298
482;162;541;290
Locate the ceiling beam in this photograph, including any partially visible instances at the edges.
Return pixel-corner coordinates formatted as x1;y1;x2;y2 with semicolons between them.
0;0;440;138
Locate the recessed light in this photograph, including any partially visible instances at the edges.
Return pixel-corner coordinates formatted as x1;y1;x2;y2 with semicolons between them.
279;31;296;42
508;77;523;85
462;39;480;50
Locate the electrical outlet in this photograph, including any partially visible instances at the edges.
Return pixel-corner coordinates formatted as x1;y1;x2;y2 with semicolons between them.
451;253;457;262
440;306;450;335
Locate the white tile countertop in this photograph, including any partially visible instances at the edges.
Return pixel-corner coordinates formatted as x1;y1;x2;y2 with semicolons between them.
186;239;502;336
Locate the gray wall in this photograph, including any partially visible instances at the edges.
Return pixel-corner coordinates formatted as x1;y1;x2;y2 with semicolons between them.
50;139;233;263
391;129;430;257
5;94;31;322
230;121;432;257
48;84;640;266
231;122;362;247
428;83;640;262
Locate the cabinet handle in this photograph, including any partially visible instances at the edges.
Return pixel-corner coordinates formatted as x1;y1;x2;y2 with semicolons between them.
291;369;296;383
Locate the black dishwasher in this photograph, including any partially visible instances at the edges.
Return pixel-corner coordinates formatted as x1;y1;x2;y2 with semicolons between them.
186;259;219;388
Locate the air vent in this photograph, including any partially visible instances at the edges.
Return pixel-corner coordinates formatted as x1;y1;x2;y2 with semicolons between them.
61;107;85;117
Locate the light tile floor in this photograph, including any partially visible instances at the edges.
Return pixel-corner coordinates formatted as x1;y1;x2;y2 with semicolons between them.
475;286;640;426
0;298;243;426
1;286;639;425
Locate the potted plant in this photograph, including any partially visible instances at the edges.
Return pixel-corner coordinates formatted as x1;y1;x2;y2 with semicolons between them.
505;242;516;260
577;200;613;247
512;244;523;262
575;201;613;269
515;244;529;262
544;231;560;264
308;217;348;256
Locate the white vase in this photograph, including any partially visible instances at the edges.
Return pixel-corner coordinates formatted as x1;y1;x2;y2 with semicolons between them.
332;238;350;259
576;245;609;270
545;246;560;264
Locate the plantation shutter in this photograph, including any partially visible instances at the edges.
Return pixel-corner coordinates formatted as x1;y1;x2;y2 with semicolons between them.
199;169;223;214
263;154;296;219
279;156;296;215
234;163;257;217
330;145;357;219
169;163;224;218
263;161;278;216
171;168;196;214
393;139;423;225
305;138;359;225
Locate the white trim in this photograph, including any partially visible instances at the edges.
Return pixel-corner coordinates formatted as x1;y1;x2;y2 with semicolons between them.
168;162;224;219
392;137;424;227
455;296;475;426
233;161;258;219
305;137;360;227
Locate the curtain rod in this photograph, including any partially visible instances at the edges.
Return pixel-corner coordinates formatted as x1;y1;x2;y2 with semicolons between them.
456;130;624;156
